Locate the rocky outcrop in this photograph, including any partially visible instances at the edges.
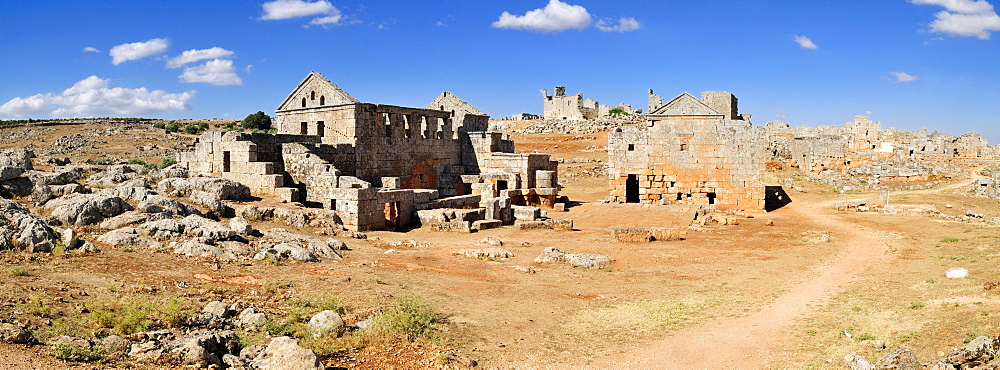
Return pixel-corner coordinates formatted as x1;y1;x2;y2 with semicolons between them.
534;247;612;268
158;177;250;201
249;336;323;370
0;199;58;252
44;193;133;226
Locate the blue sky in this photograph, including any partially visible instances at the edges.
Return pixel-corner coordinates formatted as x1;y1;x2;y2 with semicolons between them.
2;0;999;141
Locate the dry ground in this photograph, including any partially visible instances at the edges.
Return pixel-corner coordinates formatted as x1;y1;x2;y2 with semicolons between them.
1;122;998;368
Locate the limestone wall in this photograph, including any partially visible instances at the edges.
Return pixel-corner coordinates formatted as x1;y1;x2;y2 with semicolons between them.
608;118;766;210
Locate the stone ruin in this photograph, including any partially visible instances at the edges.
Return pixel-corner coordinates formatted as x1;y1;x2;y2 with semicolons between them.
607;91;766;210
179;72;560;231
767;115;998;177
542;86;638;120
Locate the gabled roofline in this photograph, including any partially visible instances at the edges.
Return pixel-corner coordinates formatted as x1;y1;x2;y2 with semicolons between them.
649;92;721;116
275;71;358;112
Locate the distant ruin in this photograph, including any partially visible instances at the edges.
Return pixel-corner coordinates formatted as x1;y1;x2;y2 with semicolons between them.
543;86;636;120
180;72;560;231
608;91;766;210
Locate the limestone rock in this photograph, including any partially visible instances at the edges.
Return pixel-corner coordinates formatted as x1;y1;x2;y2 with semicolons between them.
845;353;874;370
178;215;235;241
237;308;267;329
534;246;612;268
97;227;162;249
137;195;199;217
0;148;33;170
0;199;58;252
0;166;23;182
202;301;232;318
100;335;131;358
458;248;514;259
250;336;322;370
943;335;999;368
874;345;921;369
158;177;250;201
229;217;253;235
255;242;319;262
0;323;34;344
99;211;169;230
43;193;134;225
307;310;345;338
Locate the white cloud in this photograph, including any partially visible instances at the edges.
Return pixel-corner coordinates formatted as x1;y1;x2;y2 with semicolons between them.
109;38;169;65
890;71;920;82
911;0;1000;39
179;59;243;86
260;0;333;19
308;13;343;27
82;46;100;53
244;64;254;73
596;17;640;32
0;75;194;118
260;0;348;27
167;47;235;69
793;35;819;49
492;0;592;33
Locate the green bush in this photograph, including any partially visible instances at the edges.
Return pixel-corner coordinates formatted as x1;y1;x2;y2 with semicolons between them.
53;344;106;363
165;121;182;133
153;121;166;129
242;111;272;131
159;156;177;169
369;297;437;341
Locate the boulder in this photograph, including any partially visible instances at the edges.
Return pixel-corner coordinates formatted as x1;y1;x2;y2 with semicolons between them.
874;345;921;369
307;310;345;338
943;335;999;368
259;228;343;259
86;164;147;186
44;193;133;225
137;195;199;217
173;240;241;261
844;353;874;370
99;211;169;230
163;331;236;368
0;148;33;170
0;199;58;252
158;177;250;201
250;337;322;370
202;301;232;318
28;167;84;186
97;227;162;249
190;190;232;217
255;243;319;262
178;215;235;241
30;184;53;206
46;335;92;348
237;308;267;329
0;323;34;344
138;218;185;239
229;217;253;235
100;335;130;359
149;164;188;180
98;186;154;204
0;166;24;182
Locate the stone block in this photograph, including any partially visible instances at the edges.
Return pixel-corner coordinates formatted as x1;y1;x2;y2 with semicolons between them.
650;227;686;241
516;221;551;230
274;187;299;203
553;202;567;212
432;221;471;233
612;227;652;243
545;218;573;230
511;205;540;221
472;219;502;231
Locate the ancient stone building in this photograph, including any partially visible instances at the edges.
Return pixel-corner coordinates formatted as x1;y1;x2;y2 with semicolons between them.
608;91;766;210
765;115;998;176
542;86;636;120
180;72;559;231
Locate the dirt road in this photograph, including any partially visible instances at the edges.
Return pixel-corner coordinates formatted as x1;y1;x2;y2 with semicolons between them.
603;194;891;368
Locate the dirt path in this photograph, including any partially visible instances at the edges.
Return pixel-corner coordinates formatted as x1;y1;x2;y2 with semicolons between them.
602;194;892;368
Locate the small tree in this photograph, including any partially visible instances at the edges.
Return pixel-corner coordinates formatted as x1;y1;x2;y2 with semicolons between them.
608;107;627;117
241;111;272;131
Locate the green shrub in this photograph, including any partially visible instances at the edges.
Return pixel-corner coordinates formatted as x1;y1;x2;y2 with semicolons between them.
159;156;177;169
53;344;106;363
165;121;181;133
9;266;28;276
369;297;437;341
183;123;200;134
153;121;166;129
241;111;272;131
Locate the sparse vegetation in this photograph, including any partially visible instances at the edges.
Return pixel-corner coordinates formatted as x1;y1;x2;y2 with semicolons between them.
9;266;28;276
365;297;437;342
52;344;106;363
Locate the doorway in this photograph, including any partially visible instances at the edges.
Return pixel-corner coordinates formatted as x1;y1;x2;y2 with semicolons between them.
626;174;640;203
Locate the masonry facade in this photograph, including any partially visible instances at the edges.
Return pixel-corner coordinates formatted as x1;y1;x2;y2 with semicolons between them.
180;72;559;231
608;91;766;210
542;86;637;120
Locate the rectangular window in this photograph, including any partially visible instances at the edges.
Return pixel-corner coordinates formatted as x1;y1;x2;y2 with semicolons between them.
628;144;635;151
300;122;308;135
